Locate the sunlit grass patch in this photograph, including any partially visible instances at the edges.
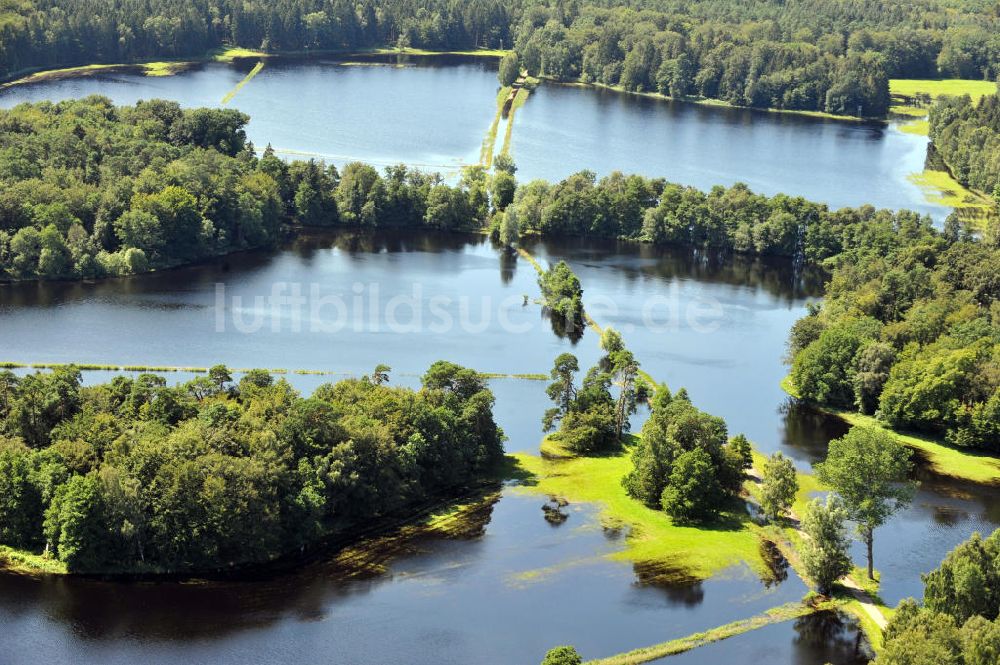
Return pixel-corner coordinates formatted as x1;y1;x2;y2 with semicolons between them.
511;443;765;580
897;118;929;136
142;61;185;77
890;79;997;102
0;545;68;575
211;46;269;62
781;375;1000;486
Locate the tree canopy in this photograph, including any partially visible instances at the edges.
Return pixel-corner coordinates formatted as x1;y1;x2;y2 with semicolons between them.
0;362;504;573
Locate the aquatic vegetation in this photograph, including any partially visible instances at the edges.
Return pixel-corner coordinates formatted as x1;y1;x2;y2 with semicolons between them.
221;61;265;105
582;600;843;665
511;443;765;579
480;86;511;168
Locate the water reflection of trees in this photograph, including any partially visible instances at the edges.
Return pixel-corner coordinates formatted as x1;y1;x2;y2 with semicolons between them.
526;236;827;304
631;561;705;607
0;491;500;643
793;611;872;665
778;399;850;465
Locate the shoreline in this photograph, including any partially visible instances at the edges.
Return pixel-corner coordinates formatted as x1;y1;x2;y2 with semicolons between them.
780;375;1000;486
0;45;507;89
0;472;510;579
539;77;878;124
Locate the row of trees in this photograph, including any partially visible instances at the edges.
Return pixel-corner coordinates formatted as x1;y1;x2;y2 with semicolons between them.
929;90;1000;202
0;0;512;81
875;529;1000;665
0;361;504;572
0;98;501;281
511;3;1000;116
542;329;644;453
788;225;1000;450
4;1;999;117
9;98;988;285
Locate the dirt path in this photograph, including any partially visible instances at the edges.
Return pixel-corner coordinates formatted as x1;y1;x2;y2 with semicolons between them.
747;467;888;630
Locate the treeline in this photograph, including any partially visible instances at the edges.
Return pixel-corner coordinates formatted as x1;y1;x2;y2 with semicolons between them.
788;224;1000;450
0;97;493;281
0;362;504;573
511;1;1000;116
876;529;1000;665
3;2;1000;117
0;0;511;80
3;97;964;283
929;90;1000;201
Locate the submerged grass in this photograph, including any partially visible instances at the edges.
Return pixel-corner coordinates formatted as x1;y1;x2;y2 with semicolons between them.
221;61;265;105
781;375;1000;486
511;441;765;579
480;86;511;168
500;86;530;157
583;599;841;665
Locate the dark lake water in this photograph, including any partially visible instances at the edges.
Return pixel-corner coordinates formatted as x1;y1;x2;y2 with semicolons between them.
1;229;996;664
0;55;949;219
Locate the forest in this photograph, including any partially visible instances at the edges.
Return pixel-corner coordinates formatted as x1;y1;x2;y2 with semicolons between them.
929;90;1000;200
2;96;998;459
788;224;1000;450
1;96;980;282
0;361;505;572
1;1;999;116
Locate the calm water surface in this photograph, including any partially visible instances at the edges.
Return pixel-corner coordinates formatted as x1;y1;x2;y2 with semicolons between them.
1;229;994;664
0;53;980;663
0;56;948;218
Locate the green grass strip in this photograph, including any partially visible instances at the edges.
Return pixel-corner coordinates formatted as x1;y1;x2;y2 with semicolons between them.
500;87;530;157
889;79;997;102
583;600;837;665
480;86;511;168
781;375;1000;485
221;61;265;105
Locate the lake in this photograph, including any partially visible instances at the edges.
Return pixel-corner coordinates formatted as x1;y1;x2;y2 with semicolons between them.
0;54;950;219
0;55;984;664
0;228;993;664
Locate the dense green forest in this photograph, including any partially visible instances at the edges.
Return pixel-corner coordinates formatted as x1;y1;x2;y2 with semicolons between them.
0;361;504;572
4;96;977;282
788;223;1000;450
2;1;1000;116
876;529;1000;665
511;0;1000;116
929;90;1000;200
0;97;485;281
